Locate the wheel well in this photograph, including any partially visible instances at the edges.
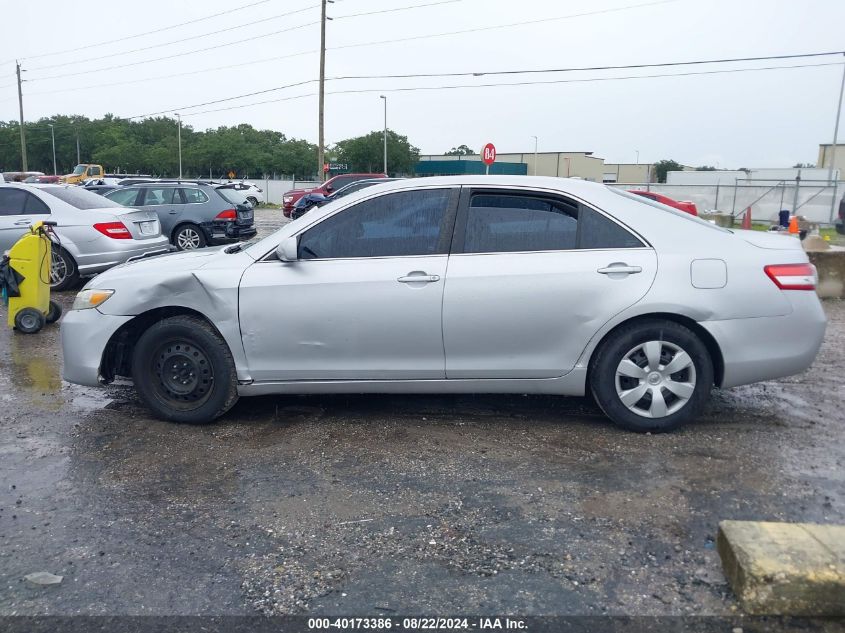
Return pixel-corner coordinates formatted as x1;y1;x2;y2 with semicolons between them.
587;313;725;388
100;306;221;382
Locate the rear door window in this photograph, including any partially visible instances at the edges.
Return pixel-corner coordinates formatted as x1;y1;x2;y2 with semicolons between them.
24;193;50;214
0;188;29;215
181;188;209;204
105;187;141;206
141;187;179;205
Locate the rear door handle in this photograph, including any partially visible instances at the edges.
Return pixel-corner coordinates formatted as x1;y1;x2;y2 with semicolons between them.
14;219;32;226
597;264;642;275
397;273;440;283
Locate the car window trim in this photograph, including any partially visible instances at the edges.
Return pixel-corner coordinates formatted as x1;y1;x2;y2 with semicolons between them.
450;185;649;255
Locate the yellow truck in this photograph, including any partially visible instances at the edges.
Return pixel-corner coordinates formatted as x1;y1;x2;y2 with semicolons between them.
61;163;105;184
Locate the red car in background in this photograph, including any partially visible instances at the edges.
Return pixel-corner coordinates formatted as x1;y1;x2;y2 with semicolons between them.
627;190;698;216
282;173;386;217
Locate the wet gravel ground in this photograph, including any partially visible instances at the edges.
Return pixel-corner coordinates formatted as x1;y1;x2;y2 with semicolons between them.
0;214;843;618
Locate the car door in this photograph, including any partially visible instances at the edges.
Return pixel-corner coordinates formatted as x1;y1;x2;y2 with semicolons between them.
238;187;459;382
0;187;51;253
442;187;657;379
139;186;185;237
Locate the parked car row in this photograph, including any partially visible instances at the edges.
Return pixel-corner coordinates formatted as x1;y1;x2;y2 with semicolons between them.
291;178;402;219
0;176;258;290
283;173;387;217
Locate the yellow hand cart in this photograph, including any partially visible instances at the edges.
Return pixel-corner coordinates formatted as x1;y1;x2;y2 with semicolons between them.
2;221;62;334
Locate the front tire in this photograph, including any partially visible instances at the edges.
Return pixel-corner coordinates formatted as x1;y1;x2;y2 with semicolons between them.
131;315;239;424
50;248;79;291
590;319;713;432
46;300;62;324
173;224;207;250
247;196;258;207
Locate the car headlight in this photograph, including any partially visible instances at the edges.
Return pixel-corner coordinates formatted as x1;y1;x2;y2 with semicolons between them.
72;289;114;311
283;196;293;203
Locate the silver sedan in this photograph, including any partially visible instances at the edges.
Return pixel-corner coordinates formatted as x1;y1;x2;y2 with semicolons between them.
0;183;170;290
60;176;826;432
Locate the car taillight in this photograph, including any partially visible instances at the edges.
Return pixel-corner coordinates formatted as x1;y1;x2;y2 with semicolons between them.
93;222;132;239
215;209;237;220
764;263;816;290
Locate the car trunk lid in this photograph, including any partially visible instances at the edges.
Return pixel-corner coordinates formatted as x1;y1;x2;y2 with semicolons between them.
737;229;805;251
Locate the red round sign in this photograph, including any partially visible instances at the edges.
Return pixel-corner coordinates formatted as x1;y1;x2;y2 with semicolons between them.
481;143;496;165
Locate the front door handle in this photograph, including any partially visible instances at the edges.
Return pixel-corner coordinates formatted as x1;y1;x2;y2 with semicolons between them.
397;272;440;283
597;264;642;275
168;210;178;215
14;219;32;226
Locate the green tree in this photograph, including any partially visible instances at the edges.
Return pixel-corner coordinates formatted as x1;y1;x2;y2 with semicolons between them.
653;159;684;183
445;144;476;156
333;130;419;175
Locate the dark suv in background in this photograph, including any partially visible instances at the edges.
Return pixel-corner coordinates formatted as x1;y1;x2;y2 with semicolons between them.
105;182;256;250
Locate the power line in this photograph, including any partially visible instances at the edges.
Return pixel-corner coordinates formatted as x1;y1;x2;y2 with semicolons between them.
25;4;320;73
168;61;845;118
24;0;675;83
0;0;273;66
334;0;465;20
119;51;845;118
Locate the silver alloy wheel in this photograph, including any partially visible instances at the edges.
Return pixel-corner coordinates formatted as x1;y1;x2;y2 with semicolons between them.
176;227;202;250
615;340;696;419
50;250;68;286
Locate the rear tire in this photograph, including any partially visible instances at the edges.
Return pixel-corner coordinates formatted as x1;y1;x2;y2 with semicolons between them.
247;196;258;207
173;224;207;250
131;315;239;424
589;319;713;433
50;248;79;291
46;300;62;324
14;308;45;334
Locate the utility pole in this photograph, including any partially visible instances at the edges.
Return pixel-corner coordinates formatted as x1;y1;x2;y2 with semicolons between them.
16;61;27;172
317;0;329;181
76;130;80;164
176;113;183;179
827;54;845;223
531;135;538;175
48;123;57;175
380;95;387;175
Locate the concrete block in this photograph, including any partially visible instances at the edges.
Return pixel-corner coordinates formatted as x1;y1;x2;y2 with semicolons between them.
808;249;845;299
717;520;845;615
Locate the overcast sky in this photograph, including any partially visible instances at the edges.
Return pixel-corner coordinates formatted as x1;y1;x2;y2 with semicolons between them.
1;0;844;168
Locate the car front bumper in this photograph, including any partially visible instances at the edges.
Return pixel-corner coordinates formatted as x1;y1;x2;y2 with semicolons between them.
61;308;134;387
702;290;827;388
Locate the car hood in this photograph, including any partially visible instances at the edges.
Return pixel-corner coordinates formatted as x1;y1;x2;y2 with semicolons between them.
86;246;228;286
285;187;315;197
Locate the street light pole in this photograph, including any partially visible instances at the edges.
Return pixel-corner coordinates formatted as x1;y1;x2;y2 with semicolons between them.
317;0;329;181
16;61;27;171
827;54;845;223
380;95;387;175
175;113;182;179
48;123;56;175
531;135;538;176
635;150;640;164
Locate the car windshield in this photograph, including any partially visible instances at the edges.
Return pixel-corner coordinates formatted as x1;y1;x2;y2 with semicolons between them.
41;186;124;209
71;165;87;175
609;188;728;232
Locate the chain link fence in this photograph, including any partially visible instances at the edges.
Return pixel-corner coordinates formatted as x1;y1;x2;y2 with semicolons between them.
610;180;844;224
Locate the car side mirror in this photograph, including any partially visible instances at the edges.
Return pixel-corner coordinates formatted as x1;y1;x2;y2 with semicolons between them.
325;185;333;193
276;236;298;262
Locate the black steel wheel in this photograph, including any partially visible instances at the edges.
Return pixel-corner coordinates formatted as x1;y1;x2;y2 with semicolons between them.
132;315;238;423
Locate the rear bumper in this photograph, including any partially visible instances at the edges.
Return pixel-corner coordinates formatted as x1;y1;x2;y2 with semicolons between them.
702;291;827;388
61;309;133;387
74;236;171;276
200;221;257;245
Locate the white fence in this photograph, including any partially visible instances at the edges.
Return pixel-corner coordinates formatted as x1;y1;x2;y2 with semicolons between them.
239;178;321;205
610;181;844;224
